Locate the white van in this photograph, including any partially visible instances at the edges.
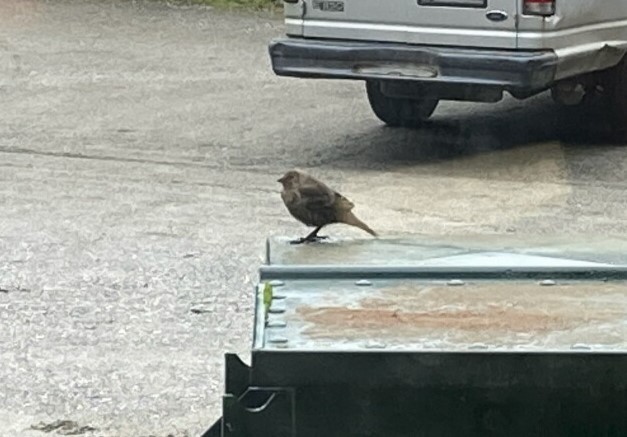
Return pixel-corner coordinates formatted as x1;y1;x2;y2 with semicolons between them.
269;0;627;139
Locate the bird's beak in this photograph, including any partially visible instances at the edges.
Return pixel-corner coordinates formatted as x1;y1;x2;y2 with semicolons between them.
277;176;286;183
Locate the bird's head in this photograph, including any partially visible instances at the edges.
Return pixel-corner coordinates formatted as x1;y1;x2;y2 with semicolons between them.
277;170;302;188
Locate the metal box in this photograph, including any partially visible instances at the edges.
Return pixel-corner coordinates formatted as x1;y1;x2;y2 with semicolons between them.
203;236;627;437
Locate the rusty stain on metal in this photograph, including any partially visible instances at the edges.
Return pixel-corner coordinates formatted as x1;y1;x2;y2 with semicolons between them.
299;306;570;332
294;283;627;347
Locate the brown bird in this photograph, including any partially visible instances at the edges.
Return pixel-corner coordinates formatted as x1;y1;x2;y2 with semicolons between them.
277;170;378;244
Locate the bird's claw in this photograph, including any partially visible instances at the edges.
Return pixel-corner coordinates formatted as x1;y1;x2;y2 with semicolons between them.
289;235;329;245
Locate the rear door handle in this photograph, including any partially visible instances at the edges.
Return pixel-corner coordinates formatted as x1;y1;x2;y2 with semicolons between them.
486;10;508;22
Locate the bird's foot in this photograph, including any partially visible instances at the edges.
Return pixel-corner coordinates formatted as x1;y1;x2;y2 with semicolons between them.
289;235;329;245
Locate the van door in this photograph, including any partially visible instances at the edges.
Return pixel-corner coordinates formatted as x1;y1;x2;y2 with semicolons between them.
301;0;519;49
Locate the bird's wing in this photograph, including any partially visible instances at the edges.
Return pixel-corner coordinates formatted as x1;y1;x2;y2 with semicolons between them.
333;191;355;211
297;185;336;209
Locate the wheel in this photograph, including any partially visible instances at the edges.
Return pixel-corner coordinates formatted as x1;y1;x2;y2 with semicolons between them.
603;57;627;142
366;80;438;128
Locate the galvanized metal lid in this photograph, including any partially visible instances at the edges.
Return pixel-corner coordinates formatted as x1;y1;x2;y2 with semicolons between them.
255;237;627;354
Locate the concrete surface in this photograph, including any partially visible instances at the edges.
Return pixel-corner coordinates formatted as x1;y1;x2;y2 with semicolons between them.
1;0;627;436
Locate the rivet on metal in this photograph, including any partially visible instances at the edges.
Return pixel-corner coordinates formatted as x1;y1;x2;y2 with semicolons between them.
448;279;465;286
571;344;591;351
355;279;372;286
267;320;287;328
269;280;285;287
540;279;556;286
269;336;288;344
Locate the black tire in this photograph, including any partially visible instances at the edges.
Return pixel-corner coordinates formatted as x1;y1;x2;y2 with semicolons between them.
366;80;438;128
604;57;627;142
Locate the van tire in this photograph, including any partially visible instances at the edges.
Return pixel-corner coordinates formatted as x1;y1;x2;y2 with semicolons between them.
366;81;438;128
604;57;627;142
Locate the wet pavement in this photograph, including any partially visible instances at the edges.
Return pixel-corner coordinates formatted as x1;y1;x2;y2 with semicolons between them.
1;0;627;435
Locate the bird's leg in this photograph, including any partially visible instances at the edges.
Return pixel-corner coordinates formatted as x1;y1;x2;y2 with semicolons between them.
304;226;323;241
290;226;327;245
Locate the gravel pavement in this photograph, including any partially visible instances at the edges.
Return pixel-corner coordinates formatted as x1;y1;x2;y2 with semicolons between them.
1;1;627;436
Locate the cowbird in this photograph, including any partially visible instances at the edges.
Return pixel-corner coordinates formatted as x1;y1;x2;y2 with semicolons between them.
278;170;377;244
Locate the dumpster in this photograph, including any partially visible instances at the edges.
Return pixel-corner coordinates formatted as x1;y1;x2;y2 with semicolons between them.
202;236;627;437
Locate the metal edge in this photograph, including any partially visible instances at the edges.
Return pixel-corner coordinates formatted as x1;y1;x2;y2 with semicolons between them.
256;348;627;355
259;265;627;280
199;417;222;437
225;353;251;398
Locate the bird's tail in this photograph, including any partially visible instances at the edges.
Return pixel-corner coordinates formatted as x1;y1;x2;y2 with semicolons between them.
341;212;378;237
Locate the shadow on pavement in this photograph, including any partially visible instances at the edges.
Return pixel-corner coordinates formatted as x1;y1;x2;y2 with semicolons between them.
305;93;623;170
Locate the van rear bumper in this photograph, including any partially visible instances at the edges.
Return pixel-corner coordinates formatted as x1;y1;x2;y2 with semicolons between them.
269;38;558;92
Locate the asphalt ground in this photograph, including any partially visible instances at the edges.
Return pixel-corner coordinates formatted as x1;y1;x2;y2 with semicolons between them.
1;1;626;435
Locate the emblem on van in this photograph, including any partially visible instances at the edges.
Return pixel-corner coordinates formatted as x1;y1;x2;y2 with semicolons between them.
312;0;345;12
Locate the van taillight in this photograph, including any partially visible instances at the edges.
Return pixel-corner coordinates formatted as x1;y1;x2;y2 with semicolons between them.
523;0;555;16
